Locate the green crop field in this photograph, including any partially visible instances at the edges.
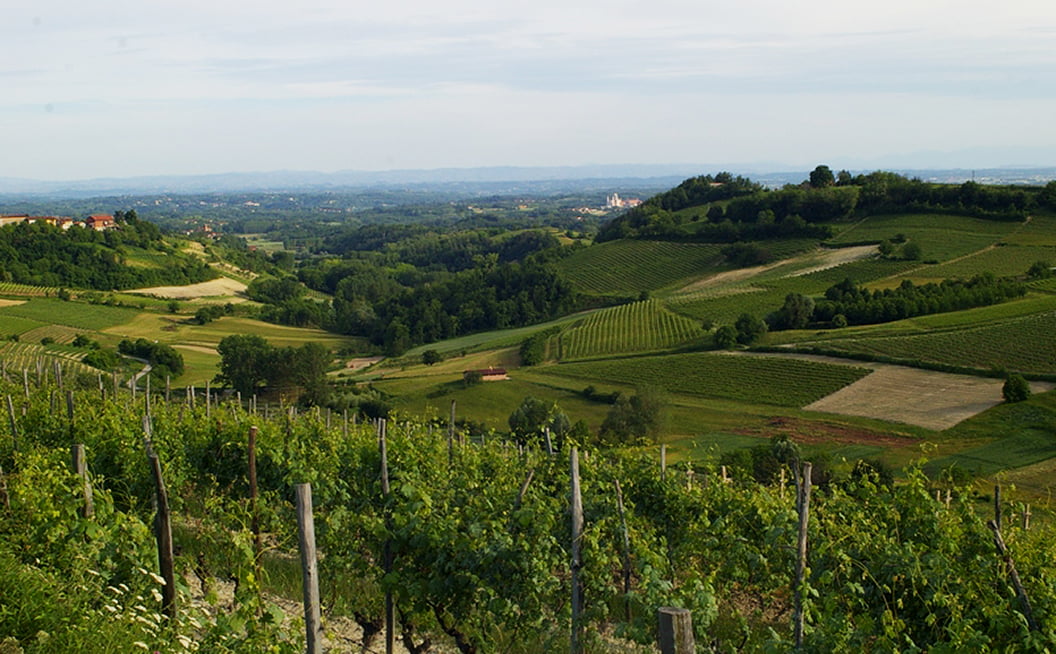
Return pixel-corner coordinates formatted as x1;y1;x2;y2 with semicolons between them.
828;214;1019;262
554;240;726;295
538;351;871;407
558;299;704;359
0;299;141;331
807;310;1056;374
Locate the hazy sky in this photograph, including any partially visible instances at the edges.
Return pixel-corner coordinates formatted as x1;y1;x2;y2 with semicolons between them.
4;0;1055;180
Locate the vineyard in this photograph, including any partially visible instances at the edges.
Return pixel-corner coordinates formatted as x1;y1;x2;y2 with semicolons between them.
542;352;872;408
554;241;726;296
0;281;59;298
827;213;1019;262
0;298;141;331
800;311;1056;375
1;372;1054;652
558;300;705;360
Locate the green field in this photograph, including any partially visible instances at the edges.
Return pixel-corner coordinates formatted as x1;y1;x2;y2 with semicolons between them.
558;299;704;359
537;351;871;407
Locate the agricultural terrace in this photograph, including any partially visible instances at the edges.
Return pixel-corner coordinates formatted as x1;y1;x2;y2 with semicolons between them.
539;351;871;407
798;310;1056;375
557;299;704;360
127;276;248;300
554;240;725;295
827;213;1021;261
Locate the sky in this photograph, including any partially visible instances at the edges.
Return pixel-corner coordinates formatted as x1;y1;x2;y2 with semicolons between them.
3;0;1056;180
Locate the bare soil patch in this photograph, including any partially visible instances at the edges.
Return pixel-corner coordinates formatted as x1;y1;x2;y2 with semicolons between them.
736;416;918;448
806;366;1054;430
0;299;25;308
346;356;385;370
128;276;248;299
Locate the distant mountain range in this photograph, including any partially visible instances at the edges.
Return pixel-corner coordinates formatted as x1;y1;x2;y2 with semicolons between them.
1;163;1054;198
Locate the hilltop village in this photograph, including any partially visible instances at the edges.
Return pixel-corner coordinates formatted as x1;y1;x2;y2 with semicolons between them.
0;212;116;231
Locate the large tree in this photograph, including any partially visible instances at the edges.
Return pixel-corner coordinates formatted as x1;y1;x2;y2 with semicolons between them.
809;164;835;188
215;334;274;396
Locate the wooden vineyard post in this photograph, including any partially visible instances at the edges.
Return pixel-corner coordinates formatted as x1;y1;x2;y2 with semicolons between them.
794;461;813;648
165;375;171;403
247;426;262;574
0;465;9;511
71;443;94;518
570;447;584;654
54;360;62;390
6;395;17;446
660;444;667;481
296;484;323;654
343;409;349;439
1023;504;1032;531
988;520;1039;631
658;607;694;654
148;452;176;619
614;479;632;622
112;371;118;400
544;426;554;455
379;419;395;654
23;369;29;400
205;381;211;418
66;390;75;438
994;484;1002;531
448;400;456;465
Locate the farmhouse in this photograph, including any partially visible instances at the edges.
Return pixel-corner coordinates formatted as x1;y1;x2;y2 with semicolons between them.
463;367;509;382
85;214;116;231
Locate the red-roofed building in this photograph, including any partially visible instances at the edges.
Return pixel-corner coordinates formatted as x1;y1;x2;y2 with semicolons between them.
85;214;116;231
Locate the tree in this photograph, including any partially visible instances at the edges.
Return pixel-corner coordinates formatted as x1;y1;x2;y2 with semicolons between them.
775;293;815;330
714;325;738;349
215;334;274;396
598;387;664;446
734;313;768;345
809;165;835;188
902;241;923;261
422;349;442;366
1002;373;1031;403
508;397;569;448
1027;260;1053;279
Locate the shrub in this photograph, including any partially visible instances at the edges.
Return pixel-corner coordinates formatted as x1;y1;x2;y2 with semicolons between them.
1002;373;1031;403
